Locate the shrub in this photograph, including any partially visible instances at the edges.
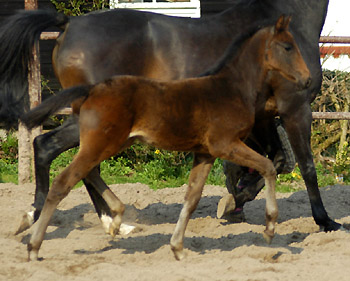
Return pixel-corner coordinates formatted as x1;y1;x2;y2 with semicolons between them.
50;0;109;16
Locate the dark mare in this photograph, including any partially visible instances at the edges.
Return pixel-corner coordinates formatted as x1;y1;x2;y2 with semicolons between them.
22;16;310;261
0;0;342;233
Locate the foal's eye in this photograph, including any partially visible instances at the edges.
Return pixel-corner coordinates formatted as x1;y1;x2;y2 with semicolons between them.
281;43;293;52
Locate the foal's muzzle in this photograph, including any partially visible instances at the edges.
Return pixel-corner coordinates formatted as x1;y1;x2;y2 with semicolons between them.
296;74;312;90
302;77;312;89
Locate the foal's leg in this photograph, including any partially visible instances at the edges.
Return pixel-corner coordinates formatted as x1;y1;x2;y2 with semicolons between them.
218;135;266;219
217;141;278;243
27;154;96;261
218;119;290;221
15;116;112;235
170;153;215;260
27;147;125;261
32;116;79;219
83;167;136;236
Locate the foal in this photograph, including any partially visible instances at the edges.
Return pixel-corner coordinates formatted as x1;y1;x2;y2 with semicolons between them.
22;15;310;261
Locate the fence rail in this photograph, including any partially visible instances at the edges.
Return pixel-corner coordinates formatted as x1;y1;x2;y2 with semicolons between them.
320;36;350;44
312;112;350;120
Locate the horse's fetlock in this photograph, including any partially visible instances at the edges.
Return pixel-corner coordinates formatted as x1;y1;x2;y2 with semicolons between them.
266;210;278;222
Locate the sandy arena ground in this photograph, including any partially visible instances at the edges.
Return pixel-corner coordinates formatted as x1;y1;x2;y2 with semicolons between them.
0;182;349;281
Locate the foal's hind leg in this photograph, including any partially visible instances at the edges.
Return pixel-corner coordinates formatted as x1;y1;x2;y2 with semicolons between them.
170;153;215;260
28;155;92;261
15;117;80;235
16;116;112;235
27;146;125;260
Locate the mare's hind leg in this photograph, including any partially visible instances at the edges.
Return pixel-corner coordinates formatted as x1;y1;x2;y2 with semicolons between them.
215;141;278;243
170;153;215;260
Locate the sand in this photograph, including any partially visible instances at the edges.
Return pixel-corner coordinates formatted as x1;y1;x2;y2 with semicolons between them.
0;182;349;281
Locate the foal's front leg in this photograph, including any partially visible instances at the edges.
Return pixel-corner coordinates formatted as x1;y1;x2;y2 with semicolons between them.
170;153;215;260
218;140;278;242
84;167;134;236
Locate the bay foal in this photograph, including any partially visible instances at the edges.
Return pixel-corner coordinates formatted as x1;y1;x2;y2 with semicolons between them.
23;16;310;261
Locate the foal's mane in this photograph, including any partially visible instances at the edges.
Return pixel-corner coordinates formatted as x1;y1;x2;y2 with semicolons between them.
198;19;275;77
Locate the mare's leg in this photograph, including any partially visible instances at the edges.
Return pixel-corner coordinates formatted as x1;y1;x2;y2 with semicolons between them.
15;116;112;234
170;153;215;260
282;108;341;231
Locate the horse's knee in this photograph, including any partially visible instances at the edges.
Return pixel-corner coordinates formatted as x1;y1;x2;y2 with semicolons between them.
33;134;51;166
261;160;276;179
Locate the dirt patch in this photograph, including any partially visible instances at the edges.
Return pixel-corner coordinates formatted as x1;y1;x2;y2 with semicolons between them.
0;182;349;281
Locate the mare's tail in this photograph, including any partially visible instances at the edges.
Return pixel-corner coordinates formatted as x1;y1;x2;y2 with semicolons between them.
21;85;90;129
0;10;69;129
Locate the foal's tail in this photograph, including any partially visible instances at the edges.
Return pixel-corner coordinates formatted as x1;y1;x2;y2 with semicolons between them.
0;10;69;129
21;85;91;129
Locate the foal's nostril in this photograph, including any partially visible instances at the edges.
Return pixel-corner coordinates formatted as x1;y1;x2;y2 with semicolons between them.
305;77;312;88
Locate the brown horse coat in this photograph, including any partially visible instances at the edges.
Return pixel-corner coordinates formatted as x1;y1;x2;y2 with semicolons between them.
23;16;310;261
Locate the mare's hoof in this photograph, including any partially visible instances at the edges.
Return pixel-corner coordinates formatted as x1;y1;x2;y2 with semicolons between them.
15;211;34;235
263;230;274;245
217;194;236;219
319;221;342;232
341;224;350;232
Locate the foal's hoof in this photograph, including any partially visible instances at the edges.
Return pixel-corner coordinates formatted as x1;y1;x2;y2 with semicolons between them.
27;244;39;262
102;214;131;237
109;226;119;238
119;223;137;236
171;246;186;261
217;194;236;219
263;230;274;245
15;211;34;235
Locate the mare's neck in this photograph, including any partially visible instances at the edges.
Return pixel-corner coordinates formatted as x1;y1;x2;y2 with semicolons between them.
221;0;328;43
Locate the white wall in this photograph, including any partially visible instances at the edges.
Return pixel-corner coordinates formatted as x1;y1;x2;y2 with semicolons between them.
320;0;350;71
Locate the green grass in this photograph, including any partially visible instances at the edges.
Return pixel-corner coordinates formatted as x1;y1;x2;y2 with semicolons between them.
0;132;340;192
0;159;18;183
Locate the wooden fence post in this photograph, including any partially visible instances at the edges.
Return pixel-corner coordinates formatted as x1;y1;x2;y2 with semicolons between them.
18;0;42;184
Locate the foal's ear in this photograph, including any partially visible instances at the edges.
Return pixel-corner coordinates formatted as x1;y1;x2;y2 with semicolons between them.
274;15;292;33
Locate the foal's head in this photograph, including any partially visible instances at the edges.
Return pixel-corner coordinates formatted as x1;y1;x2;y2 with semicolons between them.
263;15;311;90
